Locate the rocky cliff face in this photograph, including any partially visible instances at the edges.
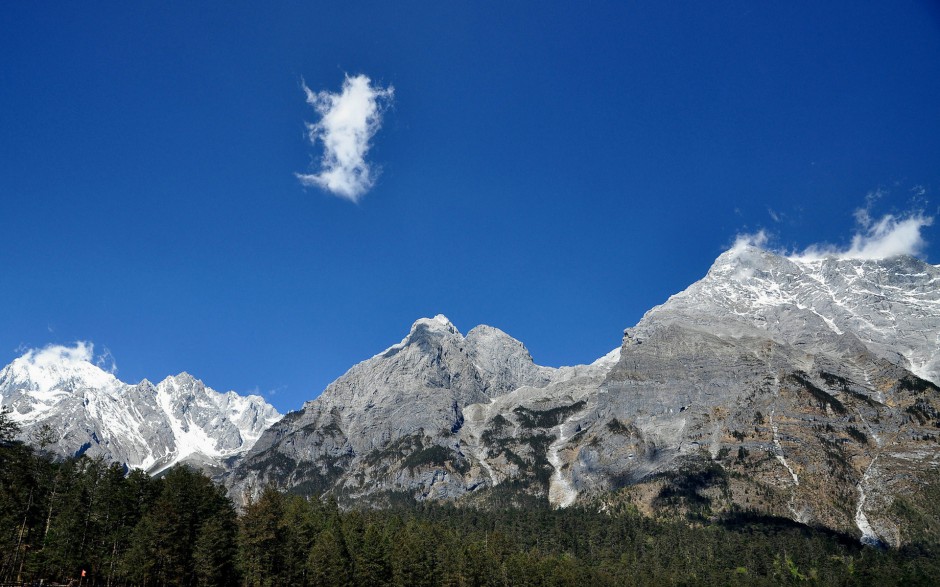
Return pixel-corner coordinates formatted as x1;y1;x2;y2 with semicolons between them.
228;315;575;500
585;246;940;546
230;248;940;547
0;344;281;474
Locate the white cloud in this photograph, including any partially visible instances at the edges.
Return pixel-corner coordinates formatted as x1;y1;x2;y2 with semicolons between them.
18;342;117;374
296;74;394;202
23;341;96;367
727;230;769;258
724;193;934;263
795;208;933;262
14;342;119;392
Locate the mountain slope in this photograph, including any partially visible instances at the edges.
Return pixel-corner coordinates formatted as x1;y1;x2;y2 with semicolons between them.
631;245;940;383
229;315;588;500
565;247;940;544
0;344;281;474
229;249;940;547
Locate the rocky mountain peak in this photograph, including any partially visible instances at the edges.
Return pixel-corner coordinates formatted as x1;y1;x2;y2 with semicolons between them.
157;372;205;397
412;314;459;335
0;345;281;474
710;243;794;273
633;245;940;385
376;314;461;359
228;249;940;548
1;343;120;395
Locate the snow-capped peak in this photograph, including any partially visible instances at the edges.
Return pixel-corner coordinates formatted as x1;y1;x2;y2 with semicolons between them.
376;315;461;358
3;342;119;395
411;314;459;335
642;246;940;385
0;344;282;474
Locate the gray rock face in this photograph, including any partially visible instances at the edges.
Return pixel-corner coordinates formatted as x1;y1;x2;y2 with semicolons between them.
0;345;281;474
570;248;940;544
228;249;940;547
228;315;566;500
633;246;940;384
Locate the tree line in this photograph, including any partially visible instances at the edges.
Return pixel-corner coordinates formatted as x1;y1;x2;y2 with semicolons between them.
2;408;939;586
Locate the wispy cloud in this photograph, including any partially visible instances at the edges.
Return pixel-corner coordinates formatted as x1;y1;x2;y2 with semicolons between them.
19;341;116;374
244;384;284;398
296;74;394;202
794;195;933;261
95;346;119;374
726;193;934;262
727;230;769;258
22;341;95;365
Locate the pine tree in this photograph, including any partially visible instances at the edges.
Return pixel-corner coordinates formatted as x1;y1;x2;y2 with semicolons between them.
194;508;239;587
354;521;391;586
307;525;352;587
280;494;322;586
238;484;286;586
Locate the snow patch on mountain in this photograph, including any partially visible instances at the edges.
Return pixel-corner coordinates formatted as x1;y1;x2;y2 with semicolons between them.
0;344;281;473
638;245;940;385
3;343;120;417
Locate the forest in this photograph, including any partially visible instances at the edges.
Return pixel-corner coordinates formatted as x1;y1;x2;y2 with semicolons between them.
2;409;939;586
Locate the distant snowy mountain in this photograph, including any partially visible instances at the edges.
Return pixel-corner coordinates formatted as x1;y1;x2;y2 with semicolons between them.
4;243;939;547
0;343;281;474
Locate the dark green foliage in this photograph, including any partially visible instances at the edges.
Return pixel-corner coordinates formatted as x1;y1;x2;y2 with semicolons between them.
897;374;940;395
820;371;881;407
238;485;287;586
0;405;21;444
401;445;448;471
906;399;940;427
308;525;352;586
513;400;587;429
819;371;851;389
846;425;869;444
606;417;632;435
489;414;511;431
788;372;847;414
364;433;423;465
364;434;469;478
889;469;940;546
485;432;555;488
482;426;556;489
4;426;940;585
479;415;512;450
652;458;729;519
0;440;236;587
122;465;239;586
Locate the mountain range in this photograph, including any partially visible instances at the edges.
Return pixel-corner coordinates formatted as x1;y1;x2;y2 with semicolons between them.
3;245;939;547
0;344;281;474
227;245;940;547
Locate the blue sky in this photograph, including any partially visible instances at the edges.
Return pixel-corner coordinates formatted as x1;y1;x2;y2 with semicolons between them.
2;2;939;412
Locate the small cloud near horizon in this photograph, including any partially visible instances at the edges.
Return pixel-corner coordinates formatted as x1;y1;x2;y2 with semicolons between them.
245;384;284;398
728;194;934;262
296;74;394;203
